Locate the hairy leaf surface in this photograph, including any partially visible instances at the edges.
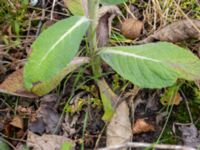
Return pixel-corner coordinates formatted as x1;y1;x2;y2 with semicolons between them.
24;16;90;95
99;42;200;88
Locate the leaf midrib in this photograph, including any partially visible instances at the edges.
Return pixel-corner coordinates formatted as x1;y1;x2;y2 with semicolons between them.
102;49;161;63
37;17;88;66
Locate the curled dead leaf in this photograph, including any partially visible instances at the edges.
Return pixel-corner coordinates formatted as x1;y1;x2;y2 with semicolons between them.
121;18;143;40
29;94;60;134
140;19;200;43
10;115;23;129
160;85;182;106
27;131;74;150
161;92;182;106
97;79;132;148
97;5;122;47
0;69;37;98
132;118;155;134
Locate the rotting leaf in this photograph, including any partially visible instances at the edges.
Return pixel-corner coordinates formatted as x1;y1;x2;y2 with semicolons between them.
139;19;200;43
107;101;132;148
97;5;122;47
0;69;37;98
10;115;23;129
160;84;182;106
97;79;132;147
29;94;60;134
178;124;200;148
132;118;155;134
27;131;74;150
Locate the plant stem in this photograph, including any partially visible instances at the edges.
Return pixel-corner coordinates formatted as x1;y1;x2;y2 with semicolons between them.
87;0;101;78
88;0;99;52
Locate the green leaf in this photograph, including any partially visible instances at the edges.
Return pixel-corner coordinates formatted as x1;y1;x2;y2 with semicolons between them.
24;16;90;96
0;139;10;150
99;42;200;88
100;0;128;5
98;79;115;121
64;0;85;16
61;141;73;150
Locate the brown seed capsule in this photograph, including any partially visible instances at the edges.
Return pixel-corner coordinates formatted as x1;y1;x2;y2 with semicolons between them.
121;18;143;40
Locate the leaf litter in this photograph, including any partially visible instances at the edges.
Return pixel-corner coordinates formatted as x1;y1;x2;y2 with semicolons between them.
0;0;200;150
138;19;200;43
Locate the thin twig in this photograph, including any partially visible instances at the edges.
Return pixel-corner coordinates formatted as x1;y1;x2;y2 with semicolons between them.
98;142;196;150
50;0;57;20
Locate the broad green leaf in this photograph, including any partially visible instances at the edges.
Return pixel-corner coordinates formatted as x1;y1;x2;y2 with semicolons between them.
99;42;200;88
101;0;128;5
64;0;85;16
24;16;90;96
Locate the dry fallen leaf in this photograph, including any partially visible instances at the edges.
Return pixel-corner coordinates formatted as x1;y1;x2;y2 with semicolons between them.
97;5;122;47
178;124;200;148
161;92;182;106
121;18;143;40
27;131;74;150
140;19;200;43
97;79;132;148
107;101;132;148
160;85;182;106
0;69;37;98
10;115;23;129
132;118;155;134
29;94;60;134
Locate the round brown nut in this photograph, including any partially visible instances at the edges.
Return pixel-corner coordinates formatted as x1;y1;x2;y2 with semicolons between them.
121;18;143;40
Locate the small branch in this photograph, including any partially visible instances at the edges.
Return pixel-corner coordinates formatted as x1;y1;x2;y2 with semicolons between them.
98;142;196;150
50;0;57;20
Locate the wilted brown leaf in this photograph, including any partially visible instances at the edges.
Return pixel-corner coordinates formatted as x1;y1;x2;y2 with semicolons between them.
10;115;23;129
107;101;132;148
29;94;60;134
0;69;37;98
160;85;182;106
140;19;200;43
27;131;74;150
98;79;132;148
97;6;122;47
132;118;155;134
178;124;200;148
160;92;182;106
